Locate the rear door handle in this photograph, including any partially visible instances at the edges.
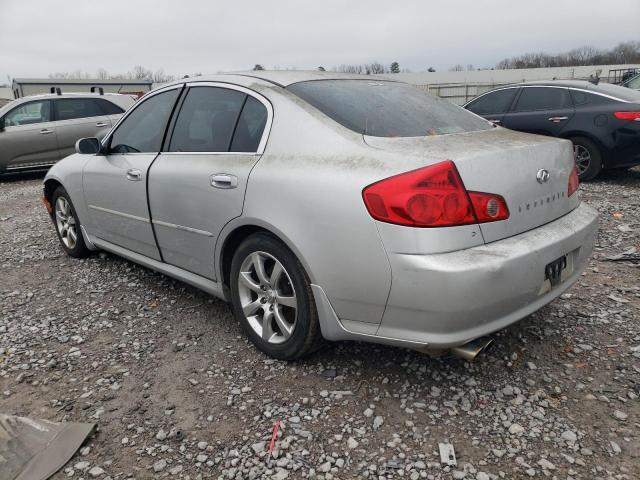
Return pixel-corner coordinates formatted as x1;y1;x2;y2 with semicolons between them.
95;122;108;127
488;119;501;124
126;169;142;181
548;116;568;122
210;173;238;189
40;129;54;135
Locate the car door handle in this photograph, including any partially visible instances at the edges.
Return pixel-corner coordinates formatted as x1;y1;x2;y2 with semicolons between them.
126;169;142;181
210;173;238;189
548;116;568;122
40;129;54;135
95;122;108;127
488;119;501;124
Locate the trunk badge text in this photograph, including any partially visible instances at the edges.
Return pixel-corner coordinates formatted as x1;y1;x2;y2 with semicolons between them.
536;169;550;184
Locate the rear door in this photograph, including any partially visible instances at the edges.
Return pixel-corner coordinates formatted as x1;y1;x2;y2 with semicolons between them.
503;86;575;136
465;87;519;126
0;99;59;170
147;83;271;280
53;98;114;158
83;86;182;259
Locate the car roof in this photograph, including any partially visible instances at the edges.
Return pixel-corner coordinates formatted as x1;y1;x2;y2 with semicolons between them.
161;71;401;89
475;79;640;103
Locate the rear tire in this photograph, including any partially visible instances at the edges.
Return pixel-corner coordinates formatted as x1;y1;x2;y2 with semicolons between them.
229;233;323;360
571;136;602;181
51;186;91;258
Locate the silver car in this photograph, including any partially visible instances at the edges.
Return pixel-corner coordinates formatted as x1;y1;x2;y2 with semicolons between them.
43;72;599;360
0;93;134;173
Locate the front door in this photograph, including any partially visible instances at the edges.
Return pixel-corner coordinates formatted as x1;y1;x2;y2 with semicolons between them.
148;84;270;279
0;99;59;170
502;86;575;136
465;87;519;127
83;86;182;260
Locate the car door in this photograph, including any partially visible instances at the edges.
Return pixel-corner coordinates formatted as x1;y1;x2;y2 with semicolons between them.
502;86;575;136
464;87;519;126
147;83;271;280
83;86;183;260
0;99;59;170
53;98;114;158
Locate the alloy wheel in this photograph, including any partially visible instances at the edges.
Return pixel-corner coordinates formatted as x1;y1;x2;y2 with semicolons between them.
237;251;298;344
55;197;78;250
574;144;591;176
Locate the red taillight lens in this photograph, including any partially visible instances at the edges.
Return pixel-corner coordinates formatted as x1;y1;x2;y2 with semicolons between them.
613;111;640;121
362;160;509;227
568;162;579;197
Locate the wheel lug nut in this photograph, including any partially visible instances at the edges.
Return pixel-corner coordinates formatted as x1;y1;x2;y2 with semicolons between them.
260;297;267;304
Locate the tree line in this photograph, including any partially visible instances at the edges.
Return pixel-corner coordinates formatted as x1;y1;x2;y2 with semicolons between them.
495;41;640;69
48;65;177;83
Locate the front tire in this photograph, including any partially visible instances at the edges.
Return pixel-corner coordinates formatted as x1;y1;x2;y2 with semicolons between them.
229;233;323;360
571;136;602;181
51;186;91;258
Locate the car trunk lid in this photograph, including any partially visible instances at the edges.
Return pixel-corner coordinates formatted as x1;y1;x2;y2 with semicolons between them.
364;128;580;243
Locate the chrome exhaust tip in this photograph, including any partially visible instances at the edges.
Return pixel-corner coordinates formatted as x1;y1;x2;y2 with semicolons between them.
450;337;494;361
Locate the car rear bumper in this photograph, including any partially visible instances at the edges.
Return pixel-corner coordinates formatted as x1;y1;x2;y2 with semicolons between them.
371;202;599;348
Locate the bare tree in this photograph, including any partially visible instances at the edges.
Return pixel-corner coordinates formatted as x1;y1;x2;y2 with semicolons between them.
337;64;364;74
131;65;152;80
449;64;464;72
365;62;386;74
96;68;109;80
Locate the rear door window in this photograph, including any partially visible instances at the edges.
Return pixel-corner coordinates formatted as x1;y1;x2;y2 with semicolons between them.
97;99;124;115
513;87;572;112
169;87;246;152
466;88;518;115
230;96;268;152
288;80;491;137
54;98;103;121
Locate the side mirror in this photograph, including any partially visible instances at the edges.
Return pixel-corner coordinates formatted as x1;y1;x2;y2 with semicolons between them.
0;117;5;132
75;137;102;155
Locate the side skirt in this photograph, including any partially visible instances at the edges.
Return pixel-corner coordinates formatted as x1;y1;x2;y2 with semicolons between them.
89;235;228;302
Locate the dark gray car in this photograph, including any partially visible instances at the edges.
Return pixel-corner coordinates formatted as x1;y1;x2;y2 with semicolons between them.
0;93;134;173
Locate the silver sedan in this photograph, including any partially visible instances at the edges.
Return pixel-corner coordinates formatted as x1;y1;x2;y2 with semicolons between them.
43;71;599;360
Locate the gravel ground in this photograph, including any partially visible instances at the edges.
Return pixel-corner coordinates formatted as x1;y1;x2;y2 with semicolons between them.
1;169;639;480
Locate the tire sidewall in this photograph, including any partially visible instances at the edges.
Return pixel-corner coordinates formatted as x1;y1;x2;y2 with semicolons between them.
229;234;315;360
572;137;602;181
51;187;88;257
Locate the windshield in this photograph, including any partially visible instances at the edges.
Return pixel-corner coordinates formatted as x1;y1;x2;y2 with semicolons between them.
287;80;492;137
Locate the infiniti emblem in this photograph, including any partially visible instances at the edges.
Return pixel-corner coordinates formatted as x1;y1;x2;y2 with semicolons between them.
536;169;550;184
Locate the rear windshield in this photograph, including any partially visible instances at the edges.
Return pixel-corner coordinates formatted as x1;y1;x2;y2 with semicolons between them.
287;80;492;137
589;82;640;102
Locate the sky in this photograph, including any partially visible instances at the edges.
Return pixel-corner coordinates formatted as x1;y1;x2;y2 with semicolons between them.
1;0;638;83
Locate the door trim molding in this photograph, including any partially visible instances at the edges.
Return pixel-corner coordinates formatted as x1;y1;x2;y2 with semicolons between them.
88;204;149;223
152;219;214;237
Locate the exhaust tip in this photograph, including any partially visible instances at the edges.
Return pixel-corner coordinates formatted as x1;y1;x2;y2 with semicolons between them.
450;337;494;361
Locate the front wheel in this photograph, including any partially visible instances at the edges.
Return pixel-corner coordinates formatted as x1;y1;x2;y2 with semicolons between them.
229;233;323;360
571;136;602;181
51;186;91;258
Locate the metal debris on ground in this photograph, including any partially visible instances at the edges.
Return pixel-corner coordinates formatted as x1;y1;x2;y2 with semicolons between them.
438;442;457;466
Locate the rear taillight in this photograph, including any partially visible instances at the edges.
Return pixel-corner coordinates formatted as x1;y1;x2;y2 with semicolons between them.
613;111;640;121
362;160;509;227
568;162;579;197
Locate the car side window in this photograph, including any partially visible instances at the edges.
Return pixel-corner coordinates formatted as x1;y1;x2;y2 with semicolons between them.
54;99;103;121
109;89;180;154
467;89;518;115
168;87;245;152
230;96;268;152
96;99;124;115
4;101;51;126
513;88;572;112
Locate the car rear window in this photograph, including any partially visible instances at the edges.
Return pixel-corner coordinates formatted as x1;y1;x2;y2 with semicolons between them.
588;82;640;103
287;80;491;137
